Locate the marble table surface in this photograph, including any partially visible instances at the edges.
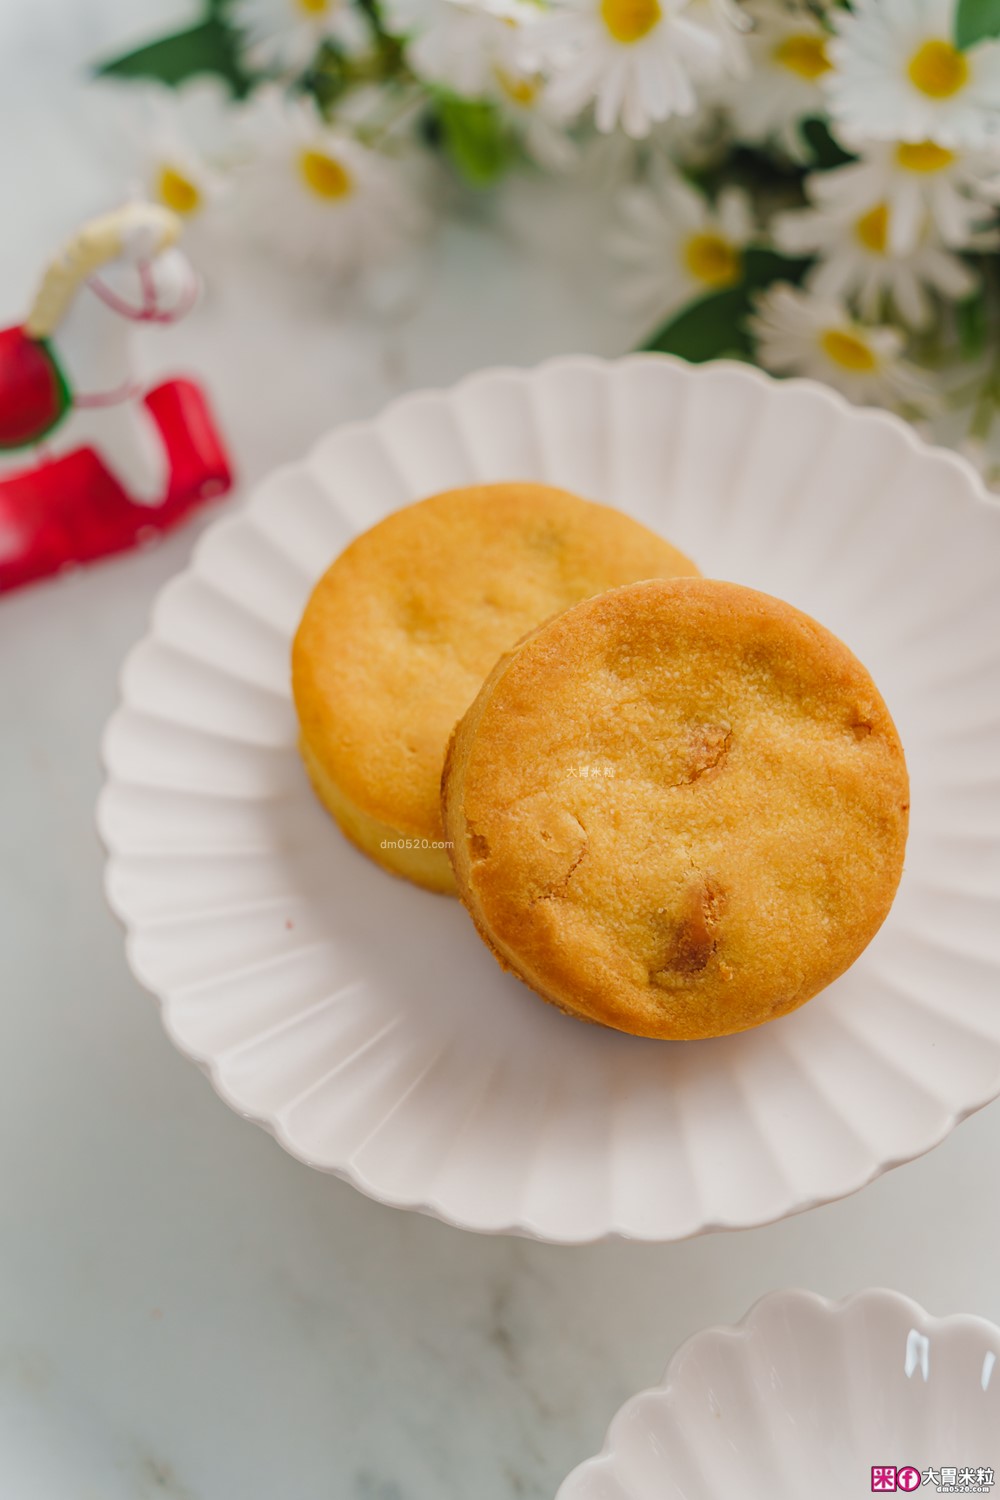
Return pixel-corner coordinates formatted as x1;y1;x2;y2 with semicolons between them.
3;3;1000;1497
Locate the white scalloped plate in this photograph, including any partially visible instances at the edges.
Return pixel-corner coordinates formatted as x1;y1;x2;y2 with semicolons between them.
557;1289;1000;1498
98;354;1000;1243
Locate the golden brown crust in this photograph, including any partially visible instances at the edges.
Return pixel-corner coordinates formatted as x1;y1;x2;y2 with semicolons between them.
292;483;699;885
442;577;910;1040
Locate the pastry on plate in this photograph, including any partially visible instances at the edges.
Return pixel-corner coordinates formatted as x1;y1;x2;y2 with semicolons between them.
292;483;699;892
442;577;910;1039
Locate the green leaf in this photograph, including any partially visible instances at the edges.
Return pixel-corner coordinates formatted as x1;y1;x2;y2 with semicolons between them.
304;41;354;112
955;0;1000;46
956;290;988;357
799;117;855;170
96;16;252;98
355;0;393;46
645;285;755;361
434;94;511;187
641;249;810;362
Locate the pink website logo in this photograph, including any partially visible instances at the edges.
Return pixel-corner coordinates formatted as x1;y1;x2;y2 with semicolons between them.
873;1464;996;1494
872;1467;922;1493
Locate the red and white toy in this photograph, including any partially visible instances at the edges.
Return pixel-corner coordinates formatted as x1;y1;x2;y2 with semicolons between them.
0;201;232;593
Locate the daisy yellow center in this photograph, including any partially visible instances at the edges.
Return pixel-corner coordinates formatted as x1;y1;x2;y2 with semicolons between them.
683;233;742;288
156;164;202;216
299;147;354;200
296;0;331;14
821;328;878;373
772;33;832;80
907;39;969;99
600;0;662;45
895;140;957;173
495;66;541;107
855;202;889;254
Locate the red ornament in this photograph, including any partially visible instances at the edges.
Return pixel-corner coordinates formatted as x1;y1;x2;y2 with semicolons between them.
0;378;232;593
0;202;234;594
0;327;71;449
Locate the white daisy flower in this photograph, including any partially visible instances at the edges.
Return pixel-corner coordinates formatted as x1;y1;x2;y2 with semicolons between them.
774;191;979;328
686;0;751;78
726;0;834;160
233;0;368;73
235;89;427;275
402;0;541;98
818;136;1000;253
92;78;233;225
609;171;754;318
489;68;580;170
748;282;934;410
530;0;724;140
826;0;1000;150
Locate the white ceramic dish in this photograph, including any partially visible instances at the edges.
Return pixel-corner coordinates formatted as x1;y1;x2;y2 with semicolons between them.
98;354;1000;1243
557;1289;1000;1499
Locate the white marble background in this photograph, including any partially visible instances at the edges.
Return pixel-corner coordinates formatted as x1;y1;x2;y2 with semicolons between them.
2;3;1000;1497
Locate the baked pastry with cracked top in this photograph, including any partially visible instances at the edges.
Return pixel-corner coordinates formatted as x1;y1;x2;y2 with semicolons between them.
292;483;699;893
441;577;909;1039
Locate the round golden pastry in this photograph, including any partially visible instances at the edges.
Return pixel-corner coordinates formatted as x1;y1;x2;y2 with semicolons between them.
442;577;910;1039
291;483;699;893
